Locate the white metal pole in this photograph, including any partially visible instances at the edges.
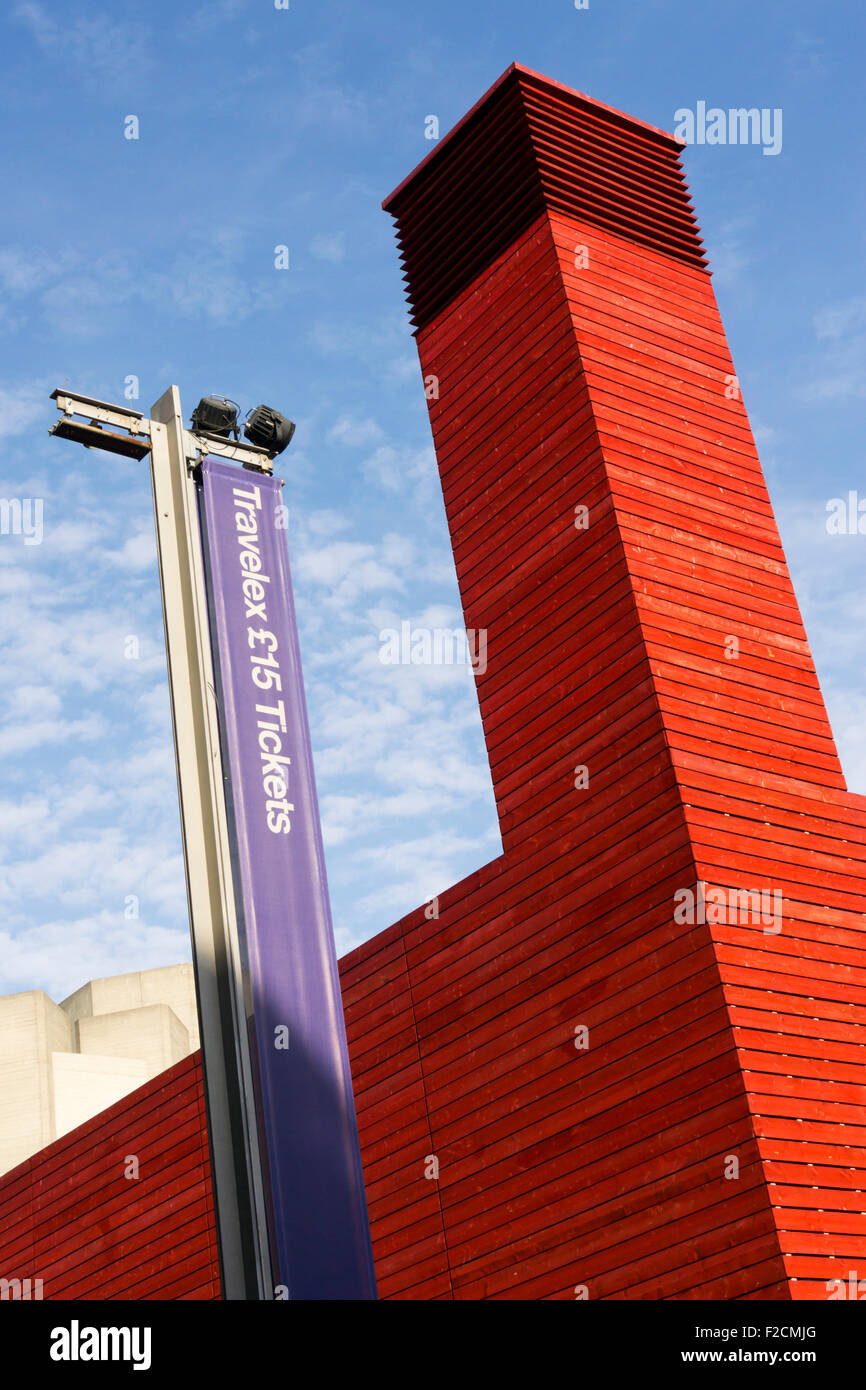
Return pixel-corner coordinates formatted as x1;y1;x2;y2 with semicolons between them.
148;386;272;1299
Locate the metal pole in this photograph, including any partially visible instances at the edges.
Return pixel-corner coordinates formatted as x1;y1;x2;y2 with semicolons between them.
50;383;371;1298
148;386;272;1299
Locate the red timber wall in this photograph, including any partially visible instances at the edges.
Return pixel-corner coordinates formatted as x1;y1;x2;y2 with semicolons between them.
354;63;866;1300
0;65;864;1302
0;1055;219;1300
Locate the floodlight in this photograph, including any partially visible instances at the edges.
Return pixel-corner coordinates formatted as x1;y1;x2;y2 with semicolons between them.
243;405;295;457
191;395;239;439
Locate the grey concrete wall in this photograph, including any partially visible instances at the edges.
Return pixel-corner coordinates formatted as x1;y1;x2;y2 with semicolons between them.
0;964;200;1176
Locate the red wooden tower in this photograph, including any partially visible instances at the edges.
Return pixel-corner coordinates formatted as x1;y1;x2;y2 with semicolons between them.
340;63;866;1300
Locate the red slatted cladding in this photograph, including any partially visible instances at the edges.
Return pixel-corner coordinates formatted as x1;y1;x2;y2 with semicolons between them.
0;65;863;1302
0;1056;219;1300
386;64;706;333
358;62;866;1299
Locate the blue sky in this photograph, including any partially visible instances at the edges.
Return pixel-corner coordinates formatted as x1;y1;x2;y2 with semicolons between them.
0;0;863;1000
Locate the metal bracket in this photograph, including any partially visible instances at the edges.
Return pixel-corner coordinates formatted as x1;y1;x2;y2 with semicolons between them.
49;389;152;460
49;388;278;476
186;429;275;475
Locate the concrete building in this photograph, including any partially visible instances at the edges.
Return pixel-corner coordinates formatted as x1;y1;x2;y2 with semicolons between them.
0;964;199;1177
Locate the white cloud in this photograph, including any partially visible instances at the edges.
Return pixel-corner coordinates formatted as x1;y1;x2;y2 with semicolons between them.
351;827;500;937
0;382;49;439
42;521;107;556
814;297;866;340
5;683;61;718
326;415;384;447
803;371;866;402
308;312;410;358
705;217;752;291
303;509;352;538
310;233;346;264
14;2;153;90
295;539;405;610
385;354;420;384
775;497;866;794
805;296;866;400
0;820;186;923
182;0;246;35
0;713;106;757
0;248;66;296
0;913;190;1001
106;529;158;572
361;443;437;500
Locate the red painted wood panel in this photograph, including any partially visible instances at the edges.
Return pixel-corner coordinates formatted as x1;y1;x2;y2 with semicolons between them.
0;1054;220;1301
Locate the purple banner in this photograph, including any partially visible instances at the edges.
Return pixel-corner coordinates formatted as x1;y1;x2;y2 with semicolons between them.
198;456;376;1300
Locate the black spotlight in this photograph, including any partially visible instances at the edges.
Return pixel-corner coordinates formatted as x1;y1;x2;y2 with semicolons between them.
191;395;239;439
244;405;295;458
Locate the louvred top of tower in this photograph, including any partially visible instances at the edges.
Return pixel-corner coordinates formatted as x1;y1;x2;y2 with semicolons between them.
383;63;708;331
